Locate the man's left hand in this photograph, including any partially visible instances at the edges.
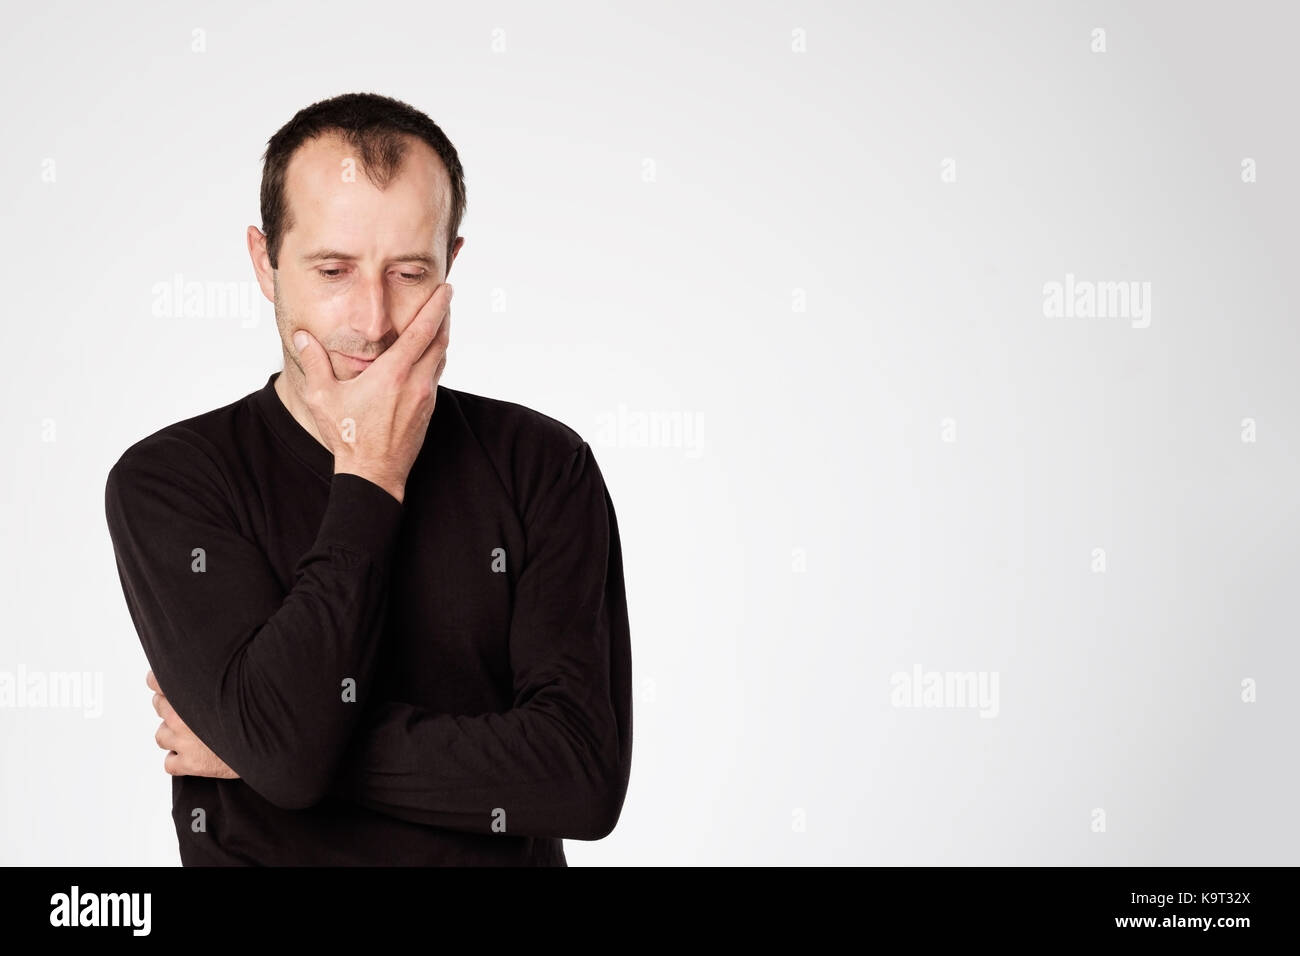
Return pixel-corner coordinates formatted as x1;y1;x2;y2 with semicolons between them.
147;670;240;780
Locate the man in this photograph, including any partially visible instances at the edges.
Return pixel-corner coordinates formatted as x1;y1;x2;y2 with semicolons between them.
104;92;633;865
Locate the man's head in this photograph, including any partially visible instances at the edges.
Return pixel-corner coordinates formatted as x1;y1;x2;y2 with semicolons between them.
248;92;466;382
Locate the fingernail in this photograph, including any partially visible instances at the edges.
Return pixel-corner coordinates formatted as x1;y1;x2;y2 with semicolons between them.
293;331;308;351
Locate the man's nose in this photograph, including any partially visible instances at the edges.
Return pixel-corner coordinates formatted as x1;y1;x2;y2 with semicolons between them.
350;274;395;343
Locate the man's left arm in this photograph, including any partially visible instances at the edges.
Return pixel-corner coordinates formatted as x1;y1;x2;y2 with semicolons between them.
328;440;634;841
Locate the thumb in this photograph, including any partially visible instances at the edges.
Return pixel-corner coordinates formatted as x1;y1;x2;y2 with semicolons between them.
292;329;325;382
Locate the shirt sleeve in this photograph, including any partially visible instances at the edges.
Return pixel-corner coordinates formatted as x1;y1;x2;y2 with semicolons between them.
327;440;634;841
104;433;405;810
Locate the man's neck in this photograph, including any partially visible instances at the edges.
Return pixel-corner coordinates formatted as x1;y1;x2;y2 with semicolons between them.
274;363;329;450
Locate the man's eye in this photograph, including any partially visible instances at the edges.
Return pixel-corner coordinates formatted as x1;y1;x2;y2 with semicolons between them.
397;272;427;282
318;268;344;279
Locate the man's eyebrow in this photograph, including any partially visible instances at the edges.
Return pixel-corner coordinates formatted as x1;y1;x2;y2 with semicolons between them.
300;249;438;267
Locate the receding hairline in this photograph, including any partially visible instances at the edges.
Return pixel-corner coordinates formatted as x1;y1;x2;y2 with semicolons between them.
286;128;452;194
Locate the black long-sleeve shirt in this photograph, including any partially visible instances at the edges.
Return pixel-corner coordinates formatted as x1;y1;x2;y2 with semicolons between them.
103;371;632;865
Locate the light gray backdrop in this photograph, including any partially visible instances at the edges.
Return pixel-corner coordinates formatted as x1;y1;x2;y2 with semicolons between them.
1;0;1295;865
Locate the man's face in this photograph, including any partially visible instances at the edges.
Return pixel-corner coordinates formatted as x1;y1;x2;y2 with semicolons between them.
255;132;461;382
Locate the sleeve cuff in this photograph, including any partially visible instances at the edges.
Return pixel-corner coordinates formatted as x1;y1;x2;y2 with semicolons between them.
314;472;405;559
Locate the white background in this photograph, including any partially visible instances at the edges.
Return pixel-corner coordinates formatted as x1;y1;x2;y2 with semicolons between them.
1;0;1296;865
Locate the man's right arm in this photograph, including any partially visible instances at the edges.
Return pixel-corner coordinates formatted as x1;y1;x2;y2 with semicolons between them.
104;433;404;809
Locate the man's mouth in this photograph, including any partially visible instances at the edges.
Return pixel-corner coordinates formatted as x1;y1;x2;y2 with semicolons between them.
336;352;377;370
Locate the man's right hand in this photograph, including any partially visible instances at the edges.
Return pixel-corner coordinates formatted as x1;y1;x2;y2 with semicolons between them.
291;282;453;504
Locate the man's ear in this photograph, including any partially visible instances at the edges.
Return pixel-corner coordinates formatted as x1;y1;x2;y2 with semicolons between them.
247;226;275;302
445;235;465;278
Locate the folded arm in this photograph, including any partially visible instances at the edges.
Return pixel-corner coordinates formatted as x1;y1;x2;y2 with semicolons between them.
105;433;404;809
328;440;634;840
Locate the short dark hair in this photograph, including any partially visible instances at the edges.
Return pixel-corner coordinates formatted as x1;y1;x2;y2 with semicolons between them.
259;91;467;272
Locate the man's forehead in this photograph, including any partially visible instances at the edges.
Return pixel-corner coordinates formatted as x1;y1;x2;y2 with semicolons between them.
282;131;450;244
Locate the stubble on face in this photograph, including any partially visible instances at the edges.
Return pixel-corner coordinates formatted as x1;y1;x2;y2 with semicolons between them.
270;271;320;437
272;271;305;383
